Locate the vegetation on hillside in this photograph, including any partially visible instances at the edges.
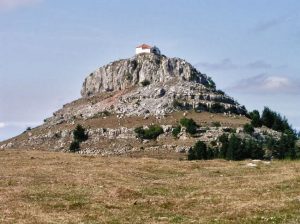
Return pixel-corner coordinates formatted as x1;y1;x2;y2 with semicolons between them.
134;125;164;140
69;125;88;152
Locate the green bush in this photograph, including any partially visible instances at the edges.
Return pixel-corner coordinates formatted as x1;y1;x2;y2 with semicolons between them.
73;125;88;142
212;122;221;127
188;141;208;160
210;103;225;113
69;140;80;152
180;118;198;135
249;110;262;127
243;123;255;135
172;125;181;138
134;125;164;140
141;79;150;86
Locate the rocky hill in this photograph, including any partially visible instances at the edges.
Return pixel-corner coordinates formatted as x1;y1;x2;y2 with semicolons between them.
0;52;280;157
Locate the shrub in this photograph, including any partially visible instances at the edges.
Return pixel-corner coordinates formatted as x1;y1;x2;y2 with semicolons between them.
134;125;164;140
211;122;221;127
226;135;240;160
210;103;225;113
173;99;185;109
261;107;292;133
73;125;88;142
26;127;32;131
243;123;255;135
218;134;229;158
249;110;262;127
141;79;150;86
172;125;181;138
69;140;80;152
188;141;208;160
180;118;198;135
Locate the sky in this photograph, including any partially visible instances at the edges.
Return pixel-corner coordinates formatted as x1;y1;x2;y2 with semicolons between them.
0;0;300;141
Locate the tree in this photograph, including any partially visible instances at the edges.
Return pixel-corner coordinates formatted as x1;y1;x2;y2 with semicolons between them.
172;125;181;138
73;125;88;142
249;110;262;127
134;125;164;140
218;134;229;159
243;123;255;135
69;140;80;152
226;135;242;160
188;141;208;160
180;118;198;135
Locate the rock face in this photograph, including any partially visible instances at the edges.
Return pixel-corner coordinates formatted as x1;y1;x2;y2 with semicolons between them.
44;53;246;125
81;53;210;97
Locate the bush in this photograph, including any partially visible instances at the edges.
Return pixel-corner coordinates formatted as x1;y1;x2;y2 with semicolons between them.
210;103;225;113
134;125;164;140
141;79;150;86
211;122;221;127
188;141;208;160
180;118;198;135
261;107;291;133
172;125;181;138
69;140;80;152
249;110;262;127
219;134;229;159
73;125;88;142
243;123;255;135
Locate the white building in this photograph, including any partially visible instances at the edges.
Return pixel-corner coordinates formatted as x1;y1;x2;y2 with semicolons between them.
135;44;161;55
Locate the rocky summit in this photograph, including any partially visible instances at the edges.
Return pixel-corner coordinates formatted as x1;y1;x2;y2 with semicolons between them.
0;51;280;156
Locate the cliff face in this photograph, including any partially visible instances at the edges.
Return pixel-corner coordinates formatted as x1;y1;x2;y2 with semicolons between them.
81;53;210;97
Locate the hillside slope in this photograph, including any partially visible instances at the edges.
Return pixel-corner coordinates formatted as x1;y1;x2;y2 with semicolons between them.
0;53;281;156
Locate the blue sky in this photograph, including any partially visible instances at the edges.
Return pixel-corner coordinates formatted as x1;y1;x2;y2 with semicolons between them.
0;0;300;141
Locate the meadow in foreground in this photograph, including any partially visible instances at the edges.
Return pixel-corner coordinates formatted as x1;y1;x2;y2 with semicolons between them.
0;150;299;224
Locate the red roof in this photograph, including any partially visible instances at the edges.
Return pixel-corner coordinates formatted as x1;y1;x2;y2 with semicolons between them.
136;44;152;49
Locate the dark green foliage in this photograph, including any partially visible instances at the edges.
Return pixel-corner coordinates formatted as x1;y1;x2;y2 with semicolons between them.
264;131;298;159
73;125;88;142
244;139;264;159
206;77;216;89
195;103;208;112
141;79;150;86
216;89;225;95
210;103;225;113
188;141;208;160
249;110;263;127
219;134;229;158
211;122;221;127
261;107;291;133
180;118;198;135
69;140;80;152
173;99;185;109
26;127;32;131
243;123;255;135
134;125;164;140
226;135;243;160
69;125;88;152
172;125;181;138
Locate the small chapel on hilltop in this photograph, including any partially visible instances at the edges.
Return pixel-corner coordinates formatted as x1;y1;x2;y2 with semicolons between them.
135;44;161;55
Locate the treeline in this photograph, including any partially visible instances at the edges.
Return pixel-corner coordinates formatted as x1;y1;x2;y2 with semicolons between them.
189;133;298;161
249;107;294;134
189;107;299;161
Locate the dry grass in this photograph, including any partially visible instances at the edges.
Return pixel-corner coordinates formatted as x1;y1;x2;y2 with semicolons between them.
1;150;300;224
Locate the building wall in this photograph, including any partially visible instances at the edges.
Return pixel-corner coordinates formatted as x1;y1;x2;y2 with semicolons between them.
135;48;151;54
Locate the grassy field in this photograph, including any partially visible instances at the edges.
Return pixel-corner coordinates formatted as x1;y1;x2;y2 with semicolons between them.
0;150;300;224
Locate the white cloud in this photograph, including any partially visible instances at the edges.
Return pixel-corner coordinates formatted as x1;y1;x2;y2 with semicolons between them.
229;74;300;94
0;122;5;128
0;0;41;10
